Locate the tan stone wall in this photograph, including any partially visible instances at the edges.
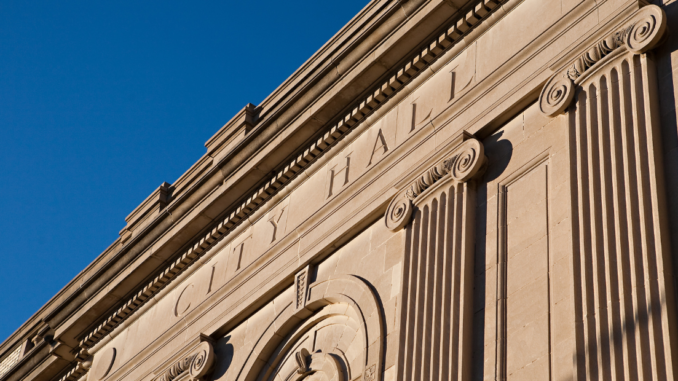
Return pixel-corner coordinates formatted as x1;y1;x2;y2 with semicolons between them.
51;1;678;381
472;102;574;380
207;220;404;381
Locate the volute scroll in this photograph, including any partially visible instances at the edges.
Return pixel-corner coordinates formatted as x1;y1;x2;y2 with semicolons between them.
153;341;215;381
384;137;486;232
539;4;667;117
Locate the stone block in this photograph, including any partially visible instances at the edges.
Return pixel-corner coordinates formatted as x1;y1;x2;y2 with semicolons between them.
506;319;550;376
507;276;549;331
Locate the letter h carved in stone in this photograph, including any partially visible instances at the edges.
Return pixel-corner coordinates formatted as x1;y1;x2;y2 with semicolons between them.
385;133;485;381
327;155;351;198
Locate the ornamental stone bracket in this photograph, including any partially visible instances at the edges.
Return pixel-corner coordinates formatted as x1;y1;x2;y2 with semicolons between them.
384;136;486;231
539;4;668;117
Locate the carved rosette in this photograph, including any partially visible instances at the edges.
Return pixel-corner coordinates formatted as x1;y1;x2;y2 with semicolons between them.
385;137;485;231
154;341;214;381
539;5;667;117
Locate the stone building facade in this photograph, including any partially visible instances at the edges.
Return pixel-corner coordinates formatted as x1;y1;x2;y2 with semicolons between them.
3;0;678;379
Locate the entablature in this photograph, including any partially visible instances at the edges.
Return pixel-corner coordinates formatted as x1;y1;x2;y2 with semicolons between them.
1;0;666;380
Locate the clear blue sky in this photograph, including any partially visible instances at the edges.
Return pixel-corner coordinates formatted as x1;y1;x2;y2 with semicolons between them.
0;1;368;343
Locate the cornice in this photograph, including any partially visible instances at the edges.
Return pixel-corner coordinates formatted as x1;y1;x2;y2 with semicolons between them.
0;0;452;376
3;0;520;377
2;0;637;380
68;0;508;372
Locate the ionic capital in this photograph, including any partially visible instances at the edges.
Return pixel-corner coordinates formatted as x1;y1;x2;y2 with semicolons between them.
153;341;215;381
539;5;667;117
385;137;486;231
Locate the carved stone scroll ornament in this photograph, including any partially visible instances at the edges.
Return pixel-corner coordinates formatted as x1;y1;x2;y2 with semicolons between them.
384;137;485;231
539;5;667;117
154;342;215;381
294;348;312;377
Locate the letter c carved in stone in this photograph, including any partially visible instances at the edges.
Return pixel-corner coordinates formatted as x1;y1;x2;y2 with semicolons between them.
174;284;194;318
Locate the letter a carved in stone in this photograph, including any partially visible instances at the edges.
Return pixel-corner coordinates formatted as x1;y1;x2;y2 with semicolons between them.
367;128;390;167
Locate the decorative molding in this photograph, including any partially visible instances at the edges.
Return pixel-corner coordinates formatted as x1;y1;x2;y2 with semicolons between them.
364;364;377;381
385;136;485;231
0;345;21;378
205;103;257;158
294;266;311;311
120;182;173;243
54;362;88;381
73;0;508;368
539;5;667;117
152;341;215;381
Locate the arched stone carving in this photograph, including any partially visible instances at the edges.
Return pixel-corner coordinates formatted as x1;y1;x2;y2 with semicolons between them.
237;275;384;381
539;5;667;117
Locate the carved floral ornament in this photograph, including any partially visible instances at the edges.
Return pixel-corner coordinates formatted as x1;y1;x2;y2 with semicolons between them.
385;137;486;231
539;5;668;117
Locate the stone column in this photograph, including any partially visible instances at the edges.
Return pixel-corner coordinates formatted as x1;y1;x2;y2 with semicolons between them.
539;5;676;379
385;136;486;381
